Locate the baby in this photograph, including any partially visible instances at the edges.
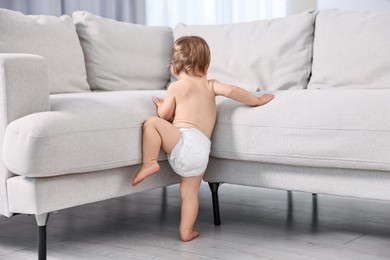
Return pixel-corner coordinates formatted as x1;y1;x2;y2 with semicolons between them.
132;36;274;241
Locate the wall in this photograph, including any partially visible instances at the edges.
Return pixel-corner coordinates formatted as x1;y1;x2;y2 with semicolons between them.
317;0;390;11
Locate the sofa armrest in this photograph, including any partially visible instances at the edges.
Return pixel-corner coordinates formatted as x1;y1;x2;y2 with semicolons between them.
0;53;50;217
0;54;50;123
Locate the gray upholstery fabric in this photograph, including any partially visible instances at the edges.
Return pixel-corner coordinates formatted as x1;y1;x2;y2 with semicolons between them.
174;10;317;92
0;54;50;217
212;89;390;172
205;158;390;202
3;90;167;177
0;8;90;94
73;11;173;91
7;161;180;215
309;10;390;89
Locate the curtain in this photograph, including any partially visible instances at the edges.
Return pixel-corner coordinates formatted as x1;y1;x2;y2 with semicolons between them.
145;0;316;27
145;0;287;27
0;0;316;25
0;0;146;23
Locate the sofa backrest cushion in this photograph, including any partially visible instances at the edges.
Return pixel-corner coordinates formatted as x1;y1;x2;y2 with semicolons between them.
174;10;317;92
308;10;390;89
73;11;173;91
0;8;90;94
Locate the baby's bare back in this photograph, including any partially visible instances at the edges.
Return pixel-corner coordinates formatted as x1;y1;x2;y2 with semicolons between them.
172;77;216;139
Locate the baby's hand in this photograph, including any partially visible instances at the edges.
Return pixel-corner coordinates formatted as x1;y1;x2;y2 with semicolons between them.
257;94;274;106
152;97;164;107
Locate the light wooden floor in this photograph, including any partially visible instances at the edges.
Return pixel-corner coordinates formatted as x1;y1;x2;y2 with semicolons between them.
1;183;390;259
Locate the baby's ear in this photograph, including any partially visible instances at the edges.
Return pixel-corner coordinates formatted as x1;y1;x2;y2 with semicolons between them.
171;65;178;76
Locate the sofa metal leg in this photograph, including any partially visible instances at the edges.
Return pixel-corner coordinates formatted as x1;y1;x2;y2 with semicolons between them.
208;182;222;226
35;213;50;260
38;226;47;260
312;192;318;225
287;190;293;223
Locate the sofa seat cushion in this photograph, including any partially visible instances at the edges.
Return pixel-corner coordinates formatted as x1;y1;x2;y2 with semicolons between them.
3;90;167;177
212;89;390;172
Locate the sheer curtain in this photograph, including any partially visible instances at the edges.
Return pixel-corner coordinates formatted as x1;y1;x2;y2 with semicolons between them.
0;0;316;25
146;0;286;27
145;0;316;27
0;0;146;23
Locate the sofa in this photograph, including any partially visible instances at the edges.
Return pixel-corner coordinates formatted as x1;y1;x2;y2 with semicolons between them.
1;7;390;259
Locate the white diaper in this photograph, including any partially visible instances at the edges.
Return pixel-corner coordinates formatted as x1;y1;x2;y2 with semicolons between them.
168;128;211;177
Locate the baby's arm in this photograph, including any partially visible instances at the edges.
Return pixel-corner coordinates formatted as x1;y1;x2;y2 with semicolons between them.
153;86;176;121
212;80;274;106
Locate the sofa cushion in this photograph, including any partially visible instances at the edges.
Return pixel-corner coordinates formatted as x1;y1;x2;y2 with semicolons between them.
308;10;390;89
174;10;317;92
0;8;90;94
73;11;173;91
212;89;390;172
2;91;167;178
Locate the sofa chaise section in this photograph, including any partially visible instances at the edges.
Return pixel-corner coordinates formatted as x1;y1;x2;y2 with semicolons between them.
0;52;180;258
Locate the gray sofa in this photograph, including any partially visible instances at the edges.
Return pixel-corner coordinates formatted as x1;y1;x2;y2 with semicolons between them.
1;7;390;259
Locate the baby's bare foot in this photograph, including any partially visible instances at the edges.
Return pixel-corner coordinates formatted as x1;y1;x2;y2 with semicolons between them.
257;94;274;106
180;230;200;242
132;161;160;186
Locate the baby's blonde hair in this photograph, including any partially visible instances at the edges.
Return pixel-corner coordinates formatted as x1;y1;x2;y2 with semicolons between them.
171;36;211;77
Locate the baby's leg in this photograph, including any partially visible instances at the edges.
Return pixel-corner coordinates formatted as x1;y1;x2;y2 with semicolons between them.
132;117;180;186
179;175;203;241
